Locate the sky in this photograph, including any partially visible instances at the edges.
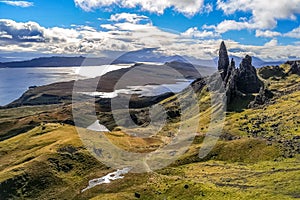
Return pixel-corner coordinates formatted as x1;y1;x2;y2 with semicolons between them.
0;0;300;62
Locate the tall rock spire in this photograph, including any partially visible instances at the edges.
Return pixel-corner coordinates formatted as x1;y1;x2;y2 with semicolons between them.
217;41;263;108
218;41;230;80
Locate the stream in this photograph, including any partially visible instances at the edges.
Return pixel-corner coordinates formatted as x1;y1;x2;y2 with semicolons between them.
81;167;132;192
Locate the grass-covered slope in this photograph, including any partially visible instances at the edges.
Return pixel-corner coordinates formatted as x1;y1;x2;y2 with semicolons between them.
0;62;299;199
0;123;299;200
0;123;107;199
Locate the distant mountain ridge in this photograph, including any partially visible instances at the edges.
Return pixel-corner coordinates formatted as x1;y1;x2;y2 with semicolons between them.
213;55;284;68
0;56;112;68
111;48;187;64
0;48;286;68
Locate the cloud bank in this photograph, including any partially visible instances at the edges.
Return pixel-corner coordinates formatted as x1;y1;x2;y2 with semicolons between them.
74;0;205;16
72;0;300;41
1;16;300;61
216;0;300;30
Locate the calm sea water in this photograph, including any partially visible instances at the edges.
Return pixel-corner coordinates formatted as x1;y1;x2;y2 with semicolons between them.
0;64;195;106
0;65;132;106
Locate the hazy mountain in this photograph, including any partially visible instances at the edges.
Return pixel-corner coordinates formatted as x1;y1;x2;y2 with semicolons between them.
0;48;285;68
111;48;187;64
213;55;284;68
0;56;112;68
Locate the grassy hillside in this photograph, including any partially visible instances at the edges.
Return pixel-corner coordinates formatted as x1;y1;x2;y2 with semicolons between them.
0;123;299;199
0;63;299;199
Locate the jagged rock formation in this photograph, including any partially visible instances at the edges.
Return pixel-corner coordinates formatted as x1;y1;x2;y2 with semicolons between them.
287;61;300;75
258;65;286;79
218;41;230;80
236;55;262;94
248;87;274;108
217;41;263;106
224;58;235;84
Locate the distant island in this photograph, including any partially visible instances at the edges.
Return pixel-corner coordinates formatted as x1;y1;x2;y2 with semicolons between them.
0;56;112;68
0;48;285;68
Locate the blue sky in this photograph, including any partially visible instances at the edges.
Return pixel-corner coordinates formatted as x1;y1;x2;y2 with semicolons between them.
0;0;300;61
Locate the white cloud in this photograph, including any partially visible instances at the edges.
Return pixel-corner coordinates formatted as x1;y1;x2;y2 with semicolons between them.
213;0;300;33
0;31;13;39
221;40;300;61
0;0;33;7
264;39;278;47
76;25;97;32
110;13;150;24
284;26;300;38
205;20;253;33
74;0;205;16
294;41;300;45
0;19;45;42
101;24;117;30
181;27;219;38
256;30;282;38
202;3;213;14
1;18;300;61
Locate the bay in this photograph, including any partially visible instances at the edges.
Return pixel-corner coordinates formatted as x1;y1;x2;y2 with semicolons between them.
0;64;133;106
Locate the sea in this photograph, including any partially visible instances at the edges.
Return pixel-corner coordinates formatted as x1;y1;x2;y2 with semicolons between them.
0;65;132;106
0;64;193;106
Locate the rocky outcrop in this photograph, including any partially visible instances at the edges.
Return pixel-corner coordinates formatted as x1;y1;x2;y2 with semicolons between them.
258;65;286;79
217;42;263;106
217;42;238;104
236;55;262;94
248;87;274;108
218;41;230;80
225;67;238;105
224;58;235;84
287;61;300;75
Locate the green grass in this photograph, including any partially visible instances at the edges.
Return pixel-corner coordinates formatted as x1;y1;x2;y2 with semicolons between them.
225;91;300;138
1;122;295;199
0;123;108;199
86;157;300;200
0;63;299;199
